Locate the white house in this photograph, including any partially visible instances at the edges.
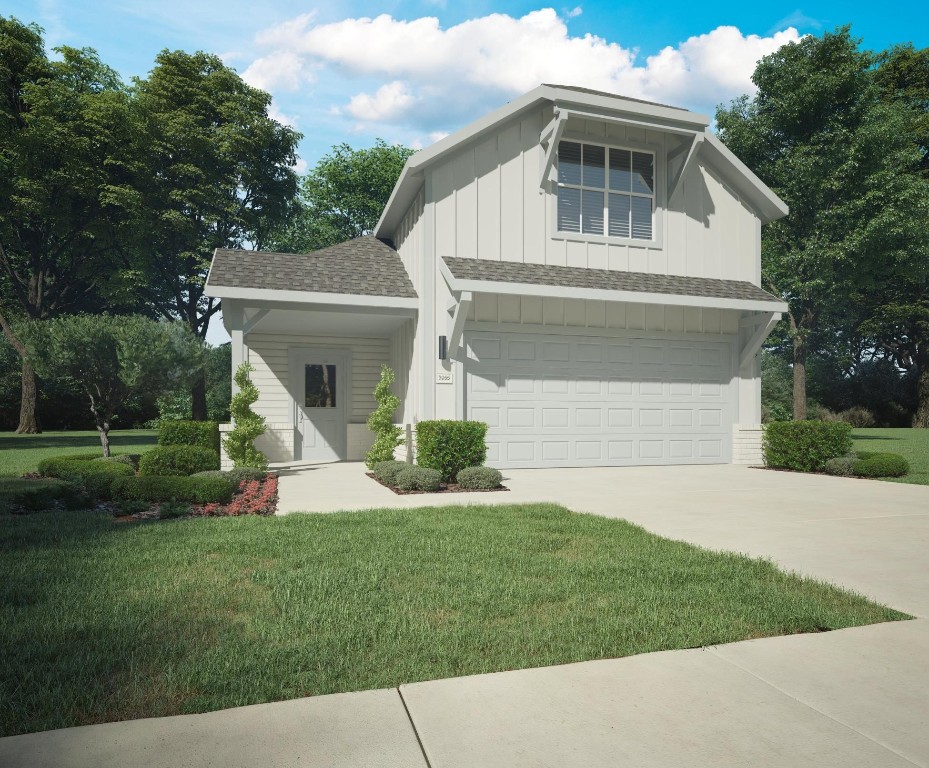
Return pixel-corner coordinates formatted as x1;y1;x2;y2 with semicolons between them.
205;84;788;469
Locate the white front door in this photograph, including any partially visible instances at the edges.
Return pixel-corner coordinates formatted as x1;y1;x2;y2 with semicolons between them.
294;351;348;462
465;330;735;469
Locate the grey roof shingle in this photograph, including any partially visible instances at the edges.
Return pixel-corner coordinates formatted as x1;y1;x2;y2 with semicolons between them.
207;236;417;299
442;256;782;305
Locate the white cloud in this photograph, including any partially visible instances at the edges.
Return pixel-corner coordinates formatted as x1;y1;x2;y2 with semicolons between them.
564;6;583;19
244;8;801;133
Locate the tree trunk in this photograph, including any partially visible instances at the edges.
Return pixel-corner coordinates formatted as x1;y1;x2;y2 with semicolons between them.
792;333;807;421
16;358;40;434
98;423;111;457
914;347;929;428
191;371;208;421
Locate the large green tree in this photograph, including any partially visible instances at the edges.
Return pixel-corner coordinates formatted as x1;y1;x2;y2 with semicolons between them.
717;28;929;420
128;50;300;419
271;139;413;253
25;315;202;456
0;17;141;432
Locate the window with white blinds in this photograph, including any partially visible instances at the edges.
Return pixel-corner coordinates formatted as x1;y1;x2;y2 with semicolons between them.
556;140;655;240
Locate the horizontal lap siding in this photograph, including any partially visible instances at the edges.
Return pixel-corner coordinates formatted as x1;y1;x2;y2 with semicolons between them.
247;333;391;424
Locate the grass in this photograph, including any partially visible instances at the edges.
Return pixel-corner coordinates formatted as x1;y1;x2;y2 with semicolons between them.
852;428;929;485
0;504;907;737
0;430;157;477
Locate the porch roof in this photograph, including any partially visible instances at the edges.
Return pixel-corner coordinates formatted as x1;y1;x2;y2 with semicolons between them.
205;236;417;302
440;256;787;314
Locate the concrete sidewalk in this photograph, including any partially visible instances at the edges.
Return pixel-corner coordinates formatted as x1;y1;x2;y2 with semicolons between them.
3;620;926;767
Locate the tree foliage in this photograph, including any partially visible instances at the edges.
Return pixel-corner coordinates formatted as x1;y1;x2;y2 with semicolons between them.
0;17;144;432
365;364;402;468
271;139;413;253
126;50;301;418
24;315;202;455
223;362;268;470
717;27;929;420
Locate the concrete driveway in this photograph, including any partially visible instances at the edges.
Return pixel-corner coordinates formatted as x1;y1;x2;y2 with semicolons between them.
4;463;928;767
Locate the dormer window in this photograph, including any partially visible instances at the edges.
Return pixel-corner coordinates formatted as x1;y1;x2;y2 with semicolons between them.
556;140;655;240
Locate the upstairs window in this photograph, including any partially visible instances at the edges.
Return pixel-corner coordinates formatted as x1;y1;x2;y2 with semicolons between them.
556;141;655;240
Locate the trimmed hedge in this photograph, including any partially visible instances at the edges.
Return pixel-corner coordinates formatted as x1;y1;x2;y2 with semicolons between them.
456;466;503;490
139;445;220;477
158;420;221;454
852;452;909;478
111;475;235;504
372;460;409;486
37;453;109;475
94;454;139;470
416;420;488;482
37;458;134;500
395;466;442;492
0;478;89;513
192;467;266;485
762;421;853;472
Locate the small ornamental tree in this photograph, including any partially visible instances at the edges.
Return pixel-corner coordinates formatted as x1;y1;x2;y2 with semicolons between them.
24;315;202;456
365;364;402;468
223;362;268;470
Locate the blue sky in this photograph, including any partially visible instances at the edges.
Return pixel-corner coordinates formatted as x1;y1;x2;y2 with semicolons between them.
7;1;924;343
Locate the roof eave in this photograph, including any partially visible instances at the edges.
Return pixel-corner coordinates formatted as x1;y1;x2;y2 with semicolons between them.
203;283;419;309
703;134;789;223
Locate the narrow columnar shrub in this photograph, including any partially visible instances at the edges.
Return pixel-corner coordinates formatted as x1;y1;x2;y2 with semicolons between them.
111;475;235;504
456;466;503;490
852;452;909;478
416;420;488;482
138;445;220;476
372;460;409;486
395;466;442;492
365;365;403;468
158;420;221;453
223;362;268;471
762;421;853;472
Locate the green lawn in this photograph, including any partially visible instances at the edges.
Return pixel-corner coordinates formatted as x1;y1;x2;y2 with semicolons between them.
0;430;157;477
0;504;907;737
852;428;929;485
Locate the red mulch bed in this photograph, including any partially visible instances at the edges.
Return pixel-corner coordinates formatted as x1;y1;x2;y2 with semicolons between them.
366;472;509;495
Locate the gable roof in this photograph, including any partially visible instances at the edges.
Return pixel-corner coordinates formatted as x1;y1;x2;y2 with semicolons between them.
205;236;417;299
374;84;787;236
441;256;786;312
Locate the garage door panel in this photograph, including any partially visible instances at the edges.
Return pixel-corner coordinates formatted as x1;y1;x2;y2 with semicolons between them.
466;331;733;468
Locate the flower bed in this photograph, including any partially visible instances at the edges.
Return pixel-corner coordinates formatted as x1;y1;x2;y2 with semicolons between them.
113;474;279;521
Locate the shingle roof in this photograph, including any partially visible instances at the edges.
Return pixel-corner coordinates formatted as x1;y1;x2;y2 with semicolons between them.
442;256;782;305
207;236;417;299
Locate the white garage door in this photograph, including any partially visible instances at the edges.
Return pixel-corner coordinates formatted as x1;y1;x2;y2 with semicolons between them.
465;331;735;468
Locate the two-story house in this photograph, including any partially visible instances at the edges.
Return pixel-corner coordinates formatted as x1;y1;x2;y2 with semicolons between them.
205;84;788;469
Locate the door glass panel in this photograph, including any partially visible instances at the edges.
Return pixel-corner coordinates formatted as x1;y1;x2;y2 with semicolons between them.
305;364;336;407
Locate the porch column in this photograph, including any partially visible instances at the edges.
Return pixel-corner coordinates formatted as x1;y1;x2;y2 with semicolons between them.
224;301;246;396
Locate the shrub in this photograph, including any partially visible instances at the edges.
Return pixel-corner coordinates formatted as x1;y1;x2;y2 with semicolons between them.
0;478;89;513
395;466;442;492
37;458;134;500
416;420;488;482
762;421;853;472
365;365;403;468
226;467;266;484
836;407;877;428
223;362;268;470
852;452;909;478
457;467;503;491
456;466;503;490
158;420;221;453
138;445;220;476
158;500;192;519
37;453;109;475
823;454;858;477
94;454;139;469
111;475;235;504
372;460;409;486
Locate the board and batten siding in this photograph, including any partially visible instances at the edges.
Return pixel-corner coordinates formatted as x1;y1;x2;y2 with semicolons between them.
246;333;390;424
424;107;761;284
393;188;425;296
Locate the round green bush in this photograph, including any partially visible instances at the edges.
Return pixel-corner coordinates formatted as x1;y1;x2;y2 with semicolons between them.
852;452;909;478
416;420;488;482
138;445;220;477
372;460;409;486
823;454;857;477
395;466;442;492
456;466;503;490
94;454;139;469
